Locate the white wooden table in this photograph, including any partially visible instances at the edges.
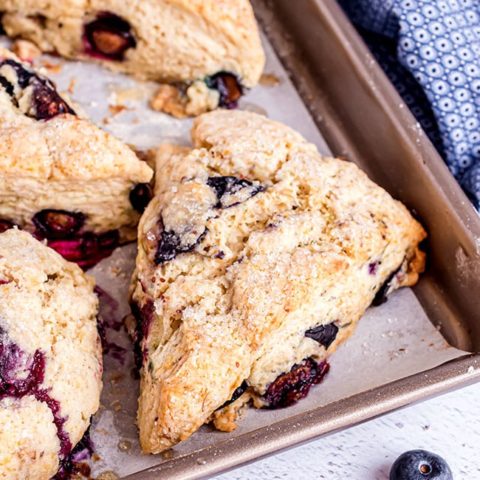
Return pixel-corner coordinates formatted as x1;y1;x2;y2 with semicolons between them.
215;382;480;479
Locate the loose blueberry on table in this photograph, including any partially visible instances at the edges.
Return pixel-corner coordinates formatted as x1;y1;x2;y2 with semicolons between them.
390;450;453;480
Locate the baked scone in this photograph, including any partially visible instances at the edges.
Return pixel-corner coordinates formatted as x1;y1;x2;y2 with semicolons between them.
0;0;265;117
0;229;102;480
130;110;426;453
0;48;153;268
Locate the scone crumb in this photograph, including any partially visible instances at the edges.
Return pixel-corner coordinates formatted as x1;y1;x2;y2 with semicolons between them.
96;471;119;480
150;81;219;118
11;39;41;61
212;393;251;432
150;84;189;118
40;59;62;74
259;73;280;86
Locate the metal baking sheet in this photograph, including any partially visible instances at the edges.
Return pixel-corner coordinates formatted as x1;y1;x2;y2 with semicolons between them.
6;0;480;478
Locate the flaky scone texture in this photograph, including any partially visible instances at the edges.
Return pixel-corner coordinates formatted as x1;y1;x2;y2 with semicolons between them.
0;0;265;87
131;110;426;453
0;230;102;480
0;47;152;242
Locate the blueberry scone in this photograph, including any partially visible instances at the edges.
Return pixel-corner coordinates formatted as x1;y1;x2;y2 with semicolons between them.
0;0;265;117
0;48;153;268
0;229;102;480
130;110;426;453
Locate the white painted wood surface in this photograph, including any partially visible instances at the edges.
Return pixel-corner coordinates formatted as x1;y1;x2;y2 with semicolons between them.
215;382;480;479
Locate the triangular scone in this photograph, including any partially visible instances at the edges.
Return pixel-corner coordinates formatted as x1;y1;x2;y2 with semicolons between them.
0;0;265;116
130;111;426;453
0;229;102;480
0;48;153;268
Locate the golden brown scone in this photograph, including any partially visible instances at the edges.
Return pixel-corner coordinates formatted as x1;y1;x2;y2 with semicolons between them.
0;48;153;268
0;0;265;116
130;110;426;453
0;229;102;480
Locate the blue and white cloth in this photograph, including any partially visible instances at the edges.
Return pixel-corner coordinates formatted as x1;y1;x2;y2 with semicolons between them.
340;0;480;208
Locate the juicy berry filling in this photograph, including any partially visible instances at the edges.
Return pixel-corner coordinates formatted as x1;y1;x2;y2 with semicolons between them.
130;300;155;370
129;183;153;213
54;427;94;480
263;358;330;409
0;59;75;120
219;380;249;409
84;12;136;61
0;219;15;234
46;230;120;270
205;72;243;108
154;223;207;265
207;176;264;209
372;265;403;306
305;323;339;349
0;328;72;460
33;209;85;239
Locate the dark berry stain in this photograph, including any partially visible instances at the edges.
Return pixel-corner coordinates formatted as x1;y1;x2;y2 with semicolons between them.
154;224;207;265
219;380;249;409
305;323;339;349
54;427;95;480
46;230;120;270
84;12;136;60
130;299;155;371
0;328;72;461
263;358;329;409
129;183;153;213
206;176;264;209
368;261;379;275
0;59;75;120
372;264;403;306
205;72;243;108
33;209;85;239
0;219;15;234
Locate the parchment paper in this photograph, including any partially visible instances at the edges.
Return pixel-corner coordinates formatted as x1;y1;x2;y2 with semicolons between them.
22;36;465;478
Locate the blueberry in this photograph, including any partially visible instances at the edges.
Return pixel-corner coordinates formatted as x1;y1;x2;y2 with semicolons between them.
0;219;15;234
219;381;249;409
390;450;453;480
0;59;75;119
206;176;264;208
129;183;153;213
264;358;330;409
305;323;339;348
205;72;243;108
84;12;136;60
33;209;85;239
154;220;207;265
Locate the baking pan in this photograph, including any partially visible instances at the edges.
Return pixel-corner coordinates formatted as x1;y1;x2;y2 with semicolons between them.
40;0;479;478
118;1;480;478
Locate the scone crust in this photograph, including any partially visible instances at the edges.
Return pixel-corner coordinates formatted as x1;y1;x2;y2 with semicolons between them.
0;229;102;480
0;0;265;86
0;47;152;242
131;110;426;453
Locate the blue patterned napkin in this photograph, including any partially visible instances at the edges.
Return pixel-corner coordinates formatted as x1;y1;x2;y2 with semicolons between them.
340;0;480;209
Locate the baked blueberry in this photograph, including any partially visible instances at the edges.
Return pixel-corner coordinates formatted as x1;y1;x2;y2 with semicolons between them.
0;219;15;234
205;72;243;109
130;183;153;213
390;450;453;480
264;358;329;409
33;209;85;239
207;176;264;208
220;381;249;408
84;12;136;60
0;59;75;120
305;323;339;348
